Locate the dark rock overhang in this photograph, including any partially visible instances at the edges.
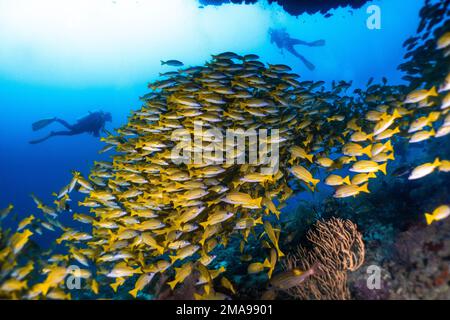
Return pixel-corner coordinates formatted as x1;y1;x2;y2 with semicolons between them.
198;0;373;16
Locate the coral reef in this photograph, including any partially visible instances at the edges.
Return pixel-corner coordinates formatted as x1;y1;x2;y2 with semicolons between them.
384;219;450;299
282;218;365;300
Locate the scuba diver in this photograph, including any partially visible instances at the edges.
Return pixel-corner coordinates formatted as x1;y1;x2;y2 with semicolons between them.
29;111;112;144
268;28;325;71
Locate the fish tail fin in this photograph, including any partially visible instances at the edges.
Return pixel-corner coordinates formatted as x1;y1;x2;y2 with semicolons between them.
379;162;387;175
232;180;242;189
392;108;401;119
254;197;263;208
359;183;370;194
425;213;435;225
157;246;165;255
305;183;315;192
267;268;274;279
388;153;395;161
111;282;121;293
368;172;377;178
430;111;441;122
40;283;51;296
129;288;139;298
167;280;178;290
385;140;393;152
343;176;351;185
362;145;372;157
429;86;438;97
255;216;263;225
306;154;314;163
160;60;166;65
312;178;320;188
433;158;442;167
194;293;203;300
276;246;285;258
200;221;209;229
263;258;271;269
430;128;436;136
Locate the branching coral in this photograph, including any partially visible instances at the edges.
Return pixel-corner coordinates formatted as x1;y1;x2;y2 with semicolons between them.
283;217;365;300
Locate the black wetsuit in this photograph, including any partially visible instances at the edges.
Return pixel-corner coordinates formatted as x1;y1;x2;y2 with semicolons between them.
30;112;109;144
53;113;105;137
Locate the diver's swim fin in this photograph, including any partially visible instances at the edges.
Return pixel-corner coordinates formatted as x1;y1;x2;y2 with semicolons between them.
308;39;326;47
298;55;316;71
29;133;53;145
32;118;56;131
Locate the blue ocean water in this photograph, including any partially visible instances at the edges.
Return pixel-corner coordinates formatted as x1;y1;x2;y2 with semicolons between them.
0;0;424;243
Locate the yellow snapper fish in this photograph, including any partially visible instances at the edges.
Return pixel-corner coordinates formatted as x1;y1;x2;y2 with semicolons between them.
17;215;35;231
12;261;34;280
371;140;393;157
373;109;401;136
437;32;450;49
350;131;373;142
324;174;351;186
316;157;334;168
424;205;450;225
170;244;200;263
47;288;71;300
404;87;438;104
342;143;372;157
436;124;450;138
222;192;262;209
239;172;274;184
269;264;317;290
350;160;387;175
107;262;142;278
10;229;33;255
129;273;155;298
40;266;70;296
233;217;263;230
408;112;440;133
289;146;314;163
6;49;450;300
371;152;395;163
440;91;450;110
333;183;370;198
0;204;14;219
408;158;441;180
220;276;236;295
263;221;284;258
248;259;271;274
409;129;435;143
167;262;193;290
351;172;377;185
200;210;234;229
374;127;400;141
289;166;320;189
0;279;28;292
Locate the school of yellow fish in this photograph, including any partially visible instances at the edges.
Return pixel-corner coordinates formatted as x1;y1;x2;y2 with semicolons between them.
0;28;449;300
